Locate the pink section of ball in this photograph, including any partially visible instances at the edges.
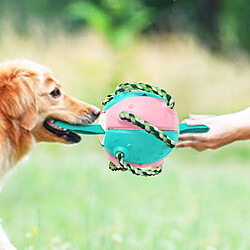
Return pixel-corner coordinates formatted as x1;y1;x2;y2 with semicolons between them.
103;148;165;169
106;96;179;131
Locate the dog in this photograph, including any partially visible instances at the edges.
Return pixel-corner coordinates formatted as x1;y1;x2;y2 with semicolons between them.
0;59;100;249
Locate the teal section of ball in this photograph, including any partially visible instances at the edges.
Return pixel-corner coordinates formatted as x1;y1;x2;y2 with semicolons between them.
104;129;179;164
104;91;165;111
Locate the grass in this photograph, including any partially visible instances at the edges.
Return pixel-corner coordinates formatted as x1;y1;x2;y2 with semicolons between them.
0;141;250;249
0;27;250;249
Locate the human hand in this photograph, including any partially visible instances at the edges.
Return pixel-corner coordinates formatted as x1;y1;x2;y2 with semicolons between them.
177;111;250;151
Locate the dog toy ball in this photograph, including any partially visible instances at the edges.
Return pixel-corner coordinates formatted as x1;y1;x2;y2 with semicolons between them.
55;83;209;177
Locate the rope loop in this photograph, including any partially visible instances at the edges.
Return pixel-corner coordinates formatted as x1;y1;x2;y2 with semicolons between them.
102;82;175;109
109;152;163;177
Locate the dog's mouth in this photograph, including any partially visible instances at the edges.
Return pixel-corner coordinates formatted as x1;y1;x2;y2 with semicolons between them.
43;119;81;143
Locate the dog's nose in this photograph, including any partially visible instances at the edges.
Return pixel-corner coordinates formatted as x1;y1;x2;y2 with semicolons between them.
91;106;101;118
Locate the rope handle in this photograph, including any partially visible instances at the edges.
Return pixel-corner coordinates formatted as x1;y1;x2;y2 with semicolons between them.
109;152;163;177
103;82;175;109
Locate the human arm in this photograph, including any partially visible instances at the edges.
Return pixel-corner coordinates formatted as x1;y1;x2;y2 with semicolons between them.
177;107;250;151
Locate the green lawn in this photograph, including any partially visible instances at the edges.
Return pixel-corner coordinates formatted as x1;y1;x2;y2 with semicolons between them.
0;138;249;250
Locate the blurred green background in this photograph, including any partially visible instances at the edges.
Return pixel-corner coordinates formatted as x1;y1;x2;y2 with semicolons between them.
0;0;249;249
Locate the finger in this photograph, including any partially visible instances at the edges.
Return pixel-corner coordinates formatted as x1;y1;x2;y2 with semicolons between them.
180;118;207;127
178;133;208;142
184;119;208;126
176;141;207;151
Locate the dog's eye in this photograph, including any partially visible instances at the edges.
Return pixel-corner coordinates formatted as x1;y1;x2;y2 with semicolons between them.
50;88;61;98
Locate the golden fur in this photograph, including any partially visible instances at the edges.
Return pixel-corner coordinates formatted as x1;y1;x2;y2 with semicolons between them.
0;59;99;179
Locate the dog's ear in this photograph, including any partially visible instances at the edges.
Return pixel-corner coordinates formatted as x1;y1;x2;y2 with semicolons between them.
0;72;38;131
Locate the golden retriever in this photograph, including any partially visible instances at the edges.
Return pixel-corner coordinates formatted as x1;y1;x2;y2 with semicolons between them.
0;59;100;249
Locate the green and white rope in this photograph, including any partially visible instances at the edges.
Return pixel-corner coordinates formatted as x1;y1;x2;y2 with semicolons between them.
102;82;176;177
102;82;175;109
109;152;163;177
119;112;176;148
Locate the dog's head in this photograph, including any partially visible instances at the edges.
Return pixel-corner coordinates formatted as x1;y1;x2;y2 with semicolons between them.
0;59;100;144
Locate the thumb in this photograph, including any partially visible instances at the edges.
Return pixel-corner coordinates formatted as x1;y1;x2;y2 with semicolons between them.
183;118;205;126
